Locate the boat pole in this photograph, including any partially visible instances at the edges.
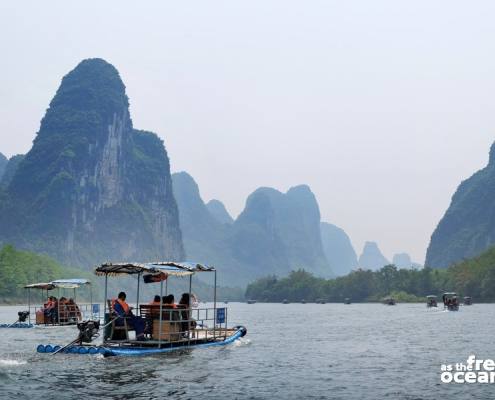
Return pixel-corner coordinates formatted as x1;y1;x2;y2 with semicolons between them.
57;287;60;325
188;274;192;346
136;272;141;315
159;279;163;347
28;288;31;325
89;284;93;319
103;273;108;344
213;270;217;340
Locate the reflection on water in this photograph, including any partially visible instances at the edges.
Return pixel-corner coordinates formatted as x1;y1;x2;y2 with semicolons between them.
0;303;494;399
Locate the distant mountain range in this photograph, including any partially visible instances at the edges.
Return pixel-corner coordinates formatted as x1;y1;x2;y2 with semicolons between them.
426;141;495;268
172;172;334;285
0;57;421;288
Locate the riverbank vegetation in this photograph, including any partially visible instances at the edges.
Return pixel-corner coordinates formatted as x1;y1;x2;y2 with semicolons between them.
0;244;90;303
245;245;495;303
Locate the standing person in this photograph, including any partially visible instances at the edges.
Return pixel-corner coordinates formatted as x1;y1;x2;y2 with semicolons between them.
112;292;146;341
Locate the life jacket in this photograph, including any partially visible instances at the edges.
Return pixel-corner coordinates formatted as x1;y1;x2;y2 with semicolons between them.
112;298;130;314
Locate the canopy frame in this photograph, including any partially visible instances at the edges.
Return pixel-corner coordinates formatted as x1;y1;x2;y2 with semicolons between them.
96;261;218;347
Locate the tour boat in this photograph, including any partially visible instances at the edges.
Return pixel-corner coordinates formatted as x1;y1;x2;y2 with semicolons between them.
383;297;396;305
463;296;473;306
344;298;351;305
37;262;247;356
442;292;459;311
426;295;438;308
1;278;95;328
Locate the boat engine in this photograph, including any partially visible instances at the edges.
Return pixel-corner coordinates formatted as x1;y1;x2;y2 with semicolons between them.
18;311;30;322
77;320;100;344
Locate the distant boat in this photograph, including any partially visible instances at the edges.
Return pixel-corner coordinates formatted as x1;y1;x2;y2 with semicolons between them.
344;298;351;305
316;298;326;304
282;299;289;304
383;297;396;305
426;295;437;308
301;299;306;304
442;292;459;311
247;300;257;304
463;296;473;305
224;301;229;304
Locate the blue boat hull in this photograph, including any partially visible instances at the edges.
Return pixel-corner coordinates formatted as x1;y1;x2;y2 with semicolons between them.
0;323;34;328
37;326;247;356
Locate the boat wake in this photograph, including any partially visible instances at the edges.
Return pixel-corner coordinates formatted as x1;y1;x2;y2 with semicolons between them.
0;359;27;367
233;337;251;347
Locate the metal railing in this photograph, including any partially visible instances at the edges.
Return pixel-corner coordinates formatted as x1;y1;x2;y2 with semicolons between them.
105;305;229;347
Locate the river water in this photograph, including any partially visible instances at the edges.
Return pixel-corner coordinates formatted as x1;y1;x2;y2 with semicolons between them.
0;302;493;399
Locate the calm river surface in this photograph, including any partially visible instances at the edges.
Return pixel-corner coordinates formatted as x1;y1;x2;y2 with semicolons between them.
0;303;493;399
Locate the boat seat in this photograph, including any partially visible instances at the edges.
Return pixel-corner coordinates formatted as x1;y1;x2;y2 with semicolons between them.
106;300;134;340
140;305;180;340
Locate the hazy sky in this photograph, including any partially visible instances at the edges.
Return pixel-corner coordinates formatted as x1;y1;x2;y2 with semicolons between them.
1;1;494;263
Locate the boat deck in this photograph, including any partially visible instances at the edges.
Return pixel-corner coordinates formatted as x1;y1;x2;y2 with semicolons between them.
105;328;237;347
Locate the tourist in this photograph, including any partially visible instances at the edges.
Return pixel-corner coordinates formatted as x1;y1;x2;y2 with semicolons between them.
112;291;146;340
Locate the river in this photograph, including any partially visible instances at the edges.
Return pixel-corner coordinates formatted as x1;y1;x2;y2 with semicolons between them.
0;303;492;399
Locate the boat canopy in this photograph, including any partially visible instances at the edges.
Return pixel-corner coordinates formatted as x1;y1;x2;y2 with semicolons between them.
464;296;472;299
24;279;90;290
51;279;90;289
95;261;215;277
426;295;437;298
443;292;457;296
24;282;55;290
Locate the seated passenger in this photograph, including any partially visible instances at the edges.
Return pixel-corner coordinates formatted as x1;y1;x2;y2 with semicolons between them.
67;298;81;321
149;295;161;305
163;294;176;308
58;297;68;322
44;296;58;322
112;291;146;341
178;293;197;336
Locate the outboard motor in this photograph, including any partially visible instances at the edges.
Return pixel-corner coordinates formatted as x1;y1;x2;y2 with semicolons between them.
77;320;100;344
17;311;30;323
